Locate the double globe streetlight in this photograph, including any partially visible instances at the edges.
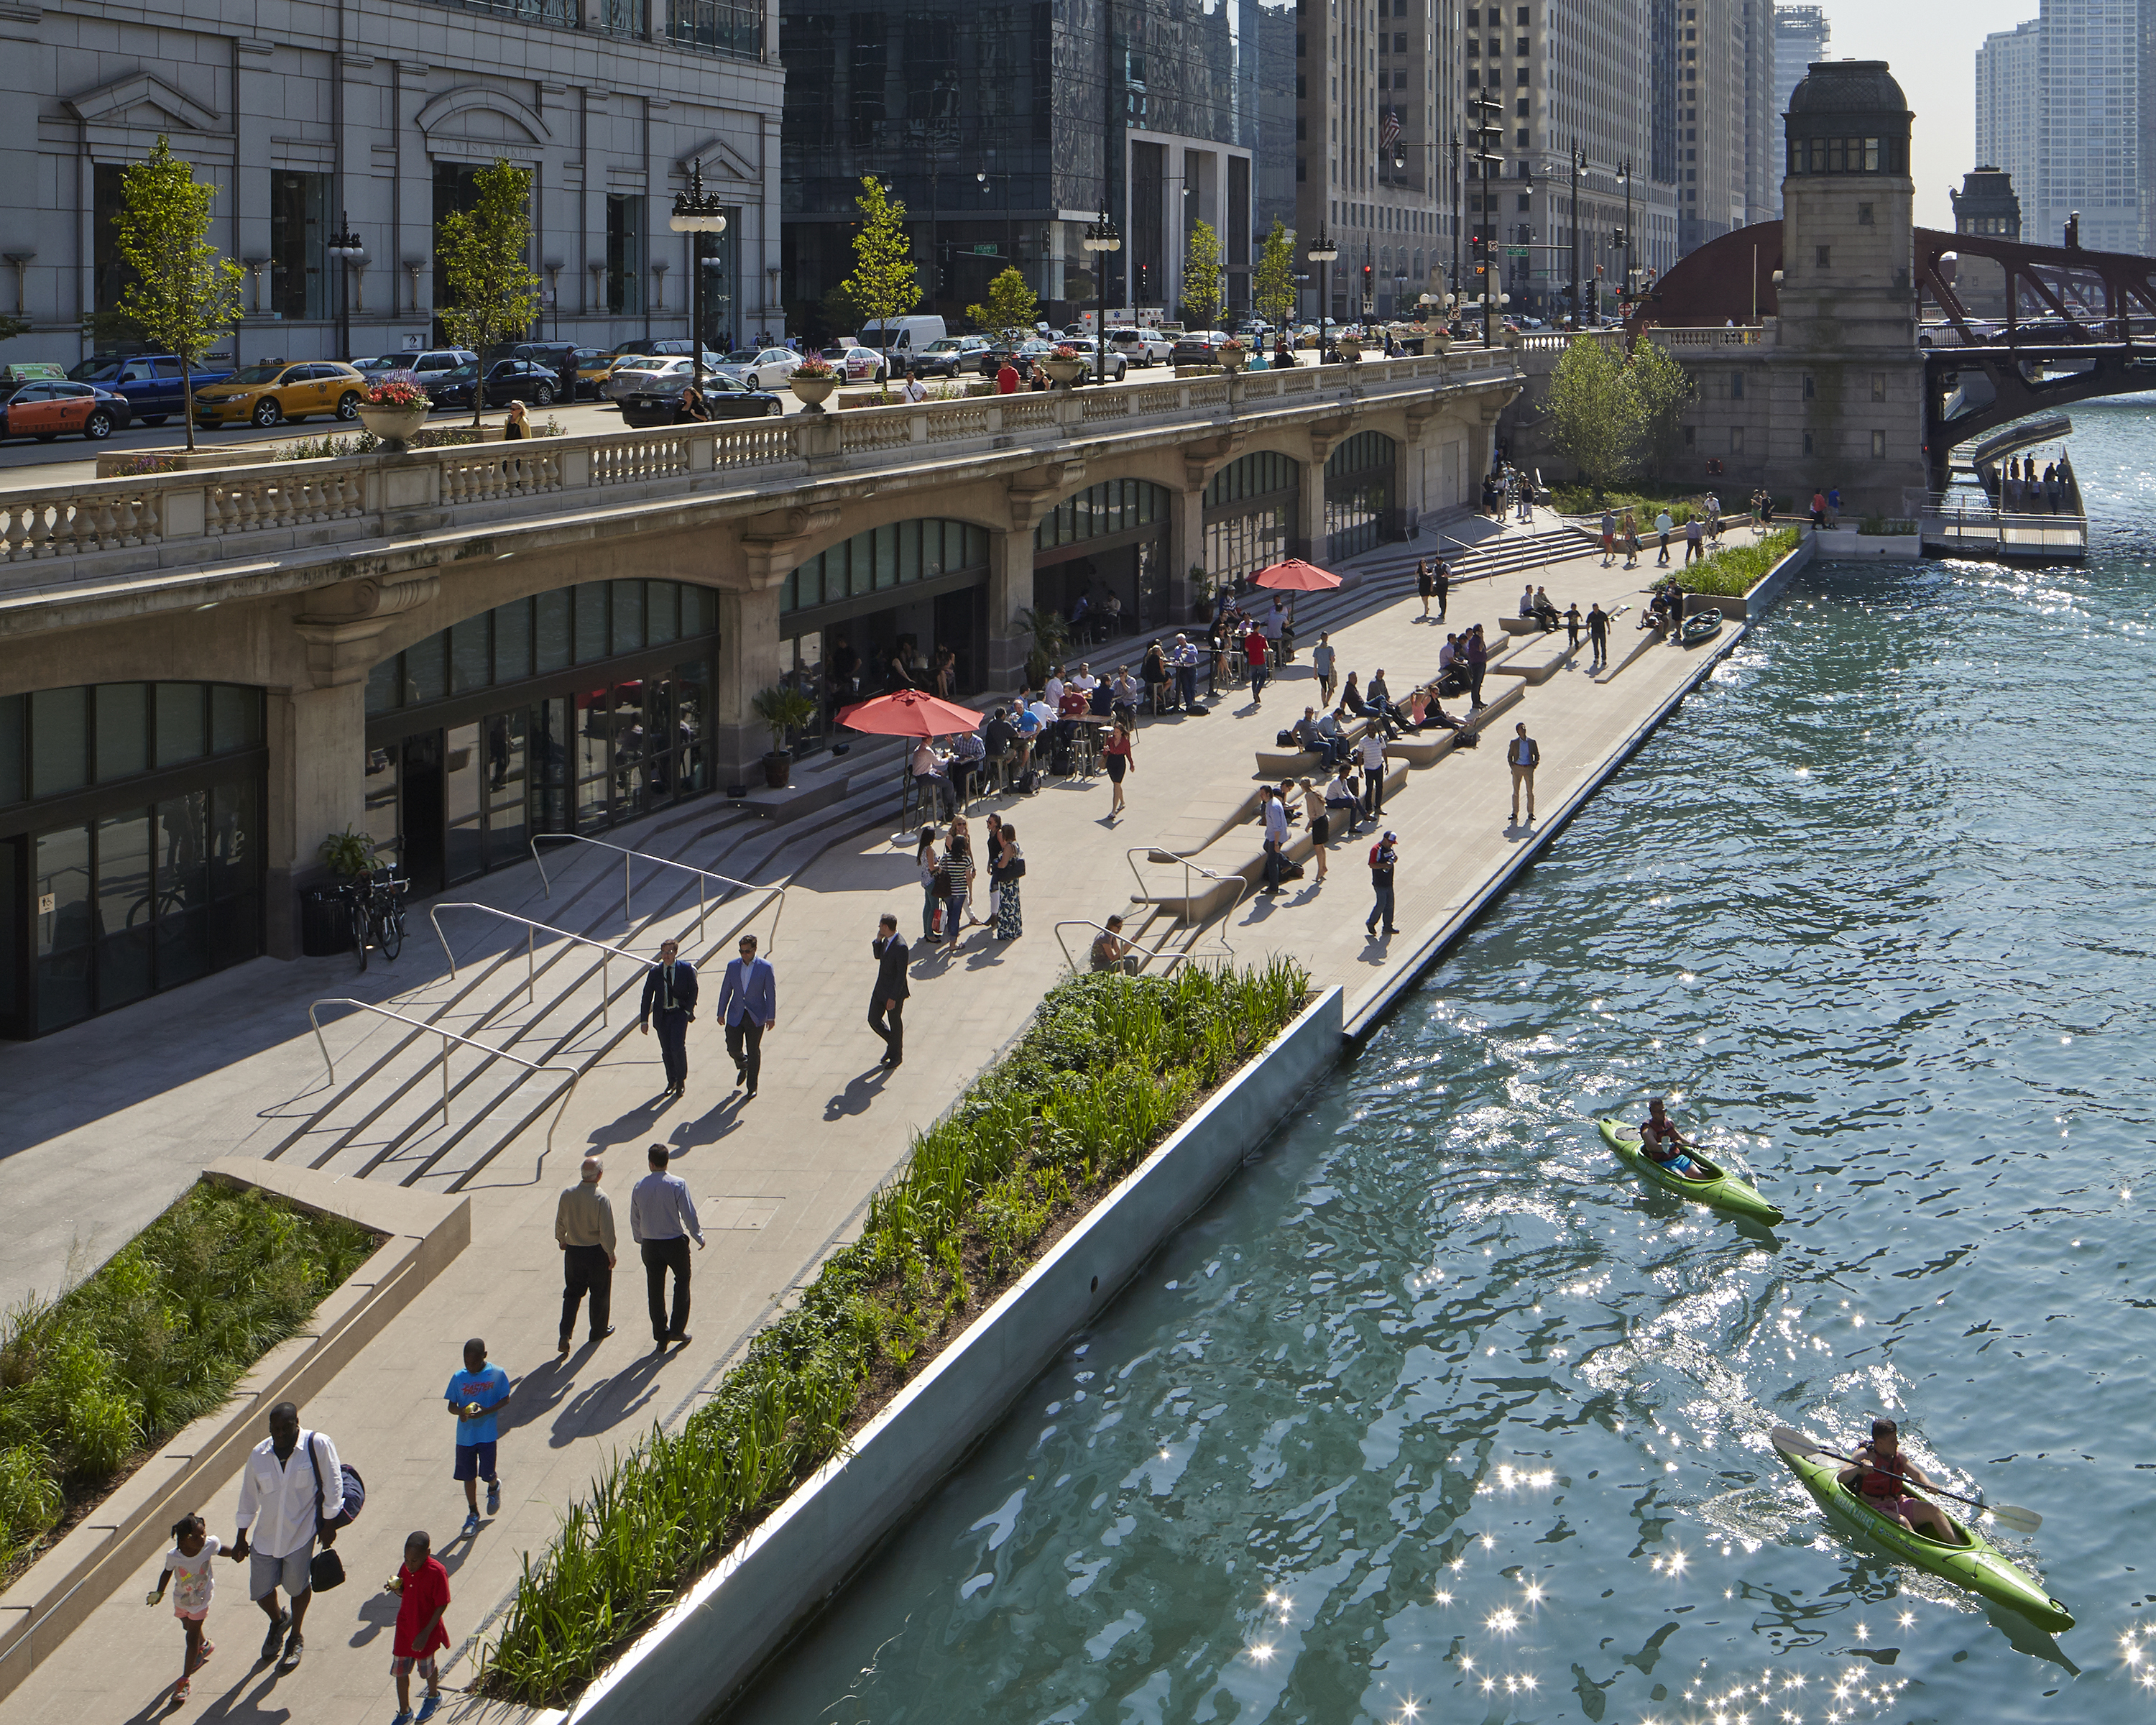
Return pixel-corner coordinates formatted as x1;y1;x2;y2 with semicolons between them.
669;159;727;397
1081;212;1122;385
326;212;366;363
1306;229;1339;360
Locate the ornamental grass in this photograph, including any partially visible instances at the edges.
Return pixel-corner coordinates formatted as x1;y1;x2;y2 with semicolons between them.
1676;527;1800;597
482;958;1311;1706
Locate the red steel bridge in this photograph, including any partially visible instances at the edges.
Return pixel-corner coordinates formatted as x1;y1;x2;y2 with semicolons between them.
1627;220;2156;491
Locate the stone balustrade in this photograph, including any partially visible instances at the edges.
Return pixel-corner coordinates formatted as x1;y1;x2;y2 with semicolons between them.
0;347;1519;592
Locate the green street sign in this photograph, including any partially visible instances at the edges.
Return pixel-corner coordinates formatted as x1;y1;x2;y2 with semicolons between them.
1506;247;1529;257
972;244;1001;256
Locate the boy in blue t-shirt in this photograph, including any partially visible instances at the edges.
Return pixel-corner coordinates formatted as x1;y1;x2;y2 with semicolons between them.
444;1338;512;1535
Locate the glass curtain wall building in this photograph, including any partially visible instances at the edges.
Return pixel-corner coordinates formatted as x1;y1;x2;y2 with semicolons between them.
779;0;1274;332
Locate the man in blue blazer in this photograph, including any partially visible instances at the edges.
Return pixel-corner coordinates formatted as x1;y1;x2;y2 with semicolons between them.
713;934;778;1099
637;938;698;1098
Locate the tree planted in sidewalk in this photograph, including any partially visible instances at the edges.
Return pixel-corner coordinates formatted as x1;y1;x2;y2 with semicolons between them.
1181;218;1224;331
112;137;245;452
842;175;920;400
1253;218;1297;333
1547;334;1644;497
967;266;1038;346
436;157;541;426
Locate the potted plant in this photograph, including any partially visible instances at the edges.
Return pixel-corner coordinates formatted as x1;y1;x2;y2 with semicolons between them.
301;827;378;955
1016;605;1074;687
354;372;431;451
750;684;820;788
1041;343;1089;387
1336;331;1364;363
1218;337;1249;374
788;354;841;413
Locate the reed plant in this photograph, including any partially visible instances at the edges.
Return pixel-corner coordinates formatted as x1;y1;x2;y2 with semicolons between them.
482;958;1311;1706
0;1183;378;1581
1676;527;1800;597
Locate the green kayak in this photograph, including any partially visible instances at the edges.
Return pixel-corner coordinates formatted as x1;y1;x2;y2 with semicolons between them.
1772;1428;2073;1634
1597;1118;1784;1225
1680;609;1724;645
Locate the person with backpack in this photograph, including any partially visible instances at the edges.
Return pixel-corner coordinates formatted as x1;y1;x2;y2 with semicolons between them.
231;1401;355;1673
1365;831;1400;938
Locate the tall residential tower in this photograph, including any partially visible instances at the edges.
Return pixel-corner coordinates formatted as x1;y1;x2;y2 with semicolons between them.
1771;4;1829;213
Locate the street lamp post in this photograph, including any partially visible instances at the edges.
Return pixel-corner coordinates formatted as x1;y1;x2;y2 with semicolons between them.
669;159;728;398
326;213;364;362
1305;229;1338;360
1448;130;1463;308
1082;212;1121;384
1618;156;1634;318
1567;142;1586;327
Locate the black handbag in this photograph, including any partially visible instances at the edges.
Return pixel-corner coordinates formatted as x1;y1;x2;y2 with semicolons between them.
308;1545;347;1592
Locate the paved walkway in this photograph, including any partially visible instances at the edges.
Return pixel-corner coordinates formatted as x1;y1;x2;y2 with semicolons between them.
0;515;1761;1725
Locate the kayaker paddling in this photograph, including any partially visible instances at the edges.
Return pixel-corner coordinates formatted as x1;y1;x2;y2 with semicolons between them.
1639;1098;1709;1181
1838;1417;1962;1544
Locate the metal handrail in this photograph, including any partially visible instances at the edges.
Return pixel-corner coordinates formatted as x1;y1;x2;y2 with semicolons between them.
529;832;787;950
307;998;579;1156
1054;919;1191;977
1123;845;1243;963
428;903;657;1027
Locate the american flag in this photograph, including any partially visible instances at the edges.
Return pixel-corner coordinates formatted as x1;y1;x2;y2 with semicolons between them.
1381;107;1402;152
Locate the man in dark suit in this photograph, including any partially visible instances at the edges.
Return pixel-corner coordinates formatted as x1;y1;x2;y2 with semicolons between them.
637;939;698;1098
713;934;778;1099
868;914;910;1067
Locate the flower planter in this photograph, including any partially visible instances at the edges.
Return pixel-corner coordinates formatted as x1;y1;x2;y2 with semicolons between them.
1040;357;1088;388
788;373;840;413
763;750;793;790
1219;348;1248;374
356;403;430;451
1336;336;1364;363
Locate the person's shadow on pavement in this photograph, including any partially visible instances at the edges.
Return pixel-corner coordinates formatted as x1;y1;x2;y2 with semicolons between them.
670;1092;749;1149
552;1346;670;1445
824;1067;890;1120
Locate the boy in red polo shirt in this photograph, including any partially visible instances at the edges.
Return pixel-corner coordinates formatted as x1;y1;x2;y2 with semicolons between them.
387;1530;451;1723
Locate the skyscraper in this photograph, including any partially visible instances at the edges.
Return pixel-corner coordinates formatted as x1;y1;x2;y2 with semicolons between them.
1771;4;1830;213
1975;16;2041;215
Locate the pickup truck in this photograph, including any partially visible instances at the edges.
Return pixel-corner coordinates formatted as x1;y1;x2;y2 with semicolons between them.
67;353;236;426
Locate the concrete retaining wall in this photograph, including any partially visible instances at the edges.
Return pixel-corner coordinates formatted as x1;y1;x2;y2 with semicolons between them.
554;986;1348;1725
0;1162;468;1702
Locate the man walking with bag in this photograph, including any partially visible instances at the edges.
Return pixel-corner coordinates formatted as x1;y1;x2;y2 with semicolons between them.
554;1156;617;1354
714;934;777;1100
632;1143;704;1348
637;939;697;1099
1365;830;1400;938
1508;722;1541;824
231;1401;349;1673
869;913;910;1067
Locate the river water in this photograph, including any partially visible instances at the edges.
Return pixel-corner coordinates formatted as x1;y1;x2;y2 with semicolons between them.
729;400;2156;1725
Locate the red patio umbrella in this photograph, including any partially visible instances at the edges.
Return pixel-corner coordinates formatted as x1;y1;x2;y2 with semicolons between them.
1250;556;1342;591
837;688;982;737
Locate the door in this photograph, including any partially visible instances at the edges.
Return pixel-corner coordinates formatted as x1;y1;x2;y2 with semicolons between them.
400;731;446;895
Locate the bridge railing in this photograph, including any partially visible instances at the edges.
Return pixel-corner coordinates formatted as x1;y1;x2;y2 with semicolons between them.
0;347;1519;579
1644;326;1768;348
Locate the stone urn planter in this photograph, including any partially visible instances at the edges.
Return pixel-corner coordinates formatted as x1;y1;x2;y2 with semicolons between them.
1336;334;1364;364
1219;346;1249;374
355;403;430;452
1041;356;1088;388
788;372;840;413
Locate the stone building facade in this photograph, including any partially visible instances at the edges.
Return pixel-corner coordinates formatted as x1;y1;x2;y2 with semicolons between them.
0;0;784;367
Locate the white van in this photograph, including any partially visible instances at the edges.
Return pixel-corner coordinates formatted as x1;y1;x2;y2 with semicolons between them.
854;316;948;366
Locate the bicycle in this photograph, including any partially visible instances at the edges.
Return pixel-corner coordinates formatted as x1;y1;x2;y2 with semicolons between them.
339;870;407;972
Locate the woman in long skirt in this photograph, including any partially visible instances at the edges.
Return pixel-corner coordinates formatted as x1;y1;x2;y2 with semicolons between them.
994;824;1023;939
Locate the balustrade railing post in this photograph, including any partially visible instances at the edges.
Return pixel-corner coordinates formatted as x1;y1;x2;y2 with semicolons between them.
440;1031;452;1125
527;926;537;1006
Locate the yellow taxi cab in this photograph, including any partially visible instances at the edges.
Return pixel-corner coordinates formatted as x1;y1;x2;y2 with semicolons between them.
192;360;369;429
573;349;617;399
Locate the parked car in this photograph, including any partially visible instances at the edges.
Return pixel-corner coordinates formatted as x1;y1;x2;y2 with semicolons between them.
67;351;235;426
401;349;480;390
423;356;561;410
822;345;887;385
1;379;124;442
502;342;581;400
976;338;1059;380
1057;336;1129;382
349;354;410;377
914;335;991;377
190;360;369;428
573;349;619;397
714;346;803;389
1989;316;2091;345
617;369;785;426
606;356;691;402
1106;327;1174;367
1169;330;1233;365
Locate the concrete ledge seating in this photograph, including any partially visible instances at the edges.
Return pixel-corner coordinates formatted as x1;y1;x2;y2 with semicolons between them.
1253;714;1376;779
1490;634;1576;684
1383;682;1524;764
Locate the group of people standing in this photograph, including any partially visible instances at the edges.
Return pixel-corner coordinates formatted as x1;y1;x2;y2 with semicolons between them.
1998;453;2072;514
915;813;1026;952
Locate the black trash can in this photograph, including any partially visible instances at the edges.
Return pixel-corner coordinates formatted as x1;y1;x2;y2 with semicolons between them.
300;884;352;956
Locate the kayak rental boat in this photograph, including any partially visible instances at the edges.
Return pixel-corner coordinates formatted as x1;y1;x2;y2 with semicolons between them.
1680;609;1723;645
1771;1428;2074;1634
1597;1118;1784;1225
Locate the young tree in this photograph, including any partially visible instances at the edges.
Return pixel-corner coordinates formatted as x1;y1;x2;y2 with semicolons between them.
1546;334;1643;497
1628;338;1697;475
966;266;1038;345
1253;218;1297;332
1181;218;1225;331
436;157;540;426
112;137;244;452
841;175;921;398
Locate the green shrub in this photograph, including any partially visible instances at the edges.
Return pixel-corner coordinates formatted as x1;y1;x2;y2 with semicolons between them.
482;960;1312;1706
0;1184;377;1582
1676;528;1799;597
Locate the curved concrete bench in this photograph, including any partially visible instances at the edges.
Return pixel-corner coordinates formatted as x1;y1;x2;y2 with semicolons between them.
1253;715;1373;780
1385;682;1524;764
1490;634;1576;684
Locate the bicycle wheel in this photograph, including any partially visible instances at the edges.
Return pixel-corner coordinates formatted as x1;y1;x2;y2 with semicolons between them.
378;900;405;962
349;901;371;972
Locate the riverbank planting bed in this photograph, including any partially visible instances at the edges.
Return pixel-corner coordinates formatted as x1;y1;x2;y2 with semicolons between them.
1678;526;1800;595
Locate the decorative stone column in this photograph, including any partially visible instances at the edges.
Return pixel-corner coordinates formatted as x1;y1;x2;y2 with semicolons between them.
985;527;1035;689
711;587;786;792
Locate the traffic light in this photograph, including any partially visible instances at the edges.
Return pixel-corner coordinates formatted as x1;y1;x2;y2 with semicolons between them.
1612;226;1626;249
1362;263;1373;295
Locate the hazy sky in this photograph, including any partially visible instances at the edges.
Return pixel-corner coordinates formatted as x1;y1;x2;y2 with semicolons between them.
1806;1;2040;229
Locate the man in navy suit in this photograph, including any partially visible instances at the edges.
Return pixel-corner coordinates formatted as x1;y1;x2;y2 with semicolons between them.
637;939;698;1098
714;934;778;1099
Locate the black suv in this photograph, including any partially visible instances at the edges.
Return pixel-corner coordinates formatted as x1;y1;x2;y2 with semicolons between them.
504;342;581;399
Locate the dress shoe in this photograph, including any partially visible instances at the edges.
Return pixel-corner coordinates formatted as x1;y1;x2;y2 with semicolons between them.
590;1325;615;1343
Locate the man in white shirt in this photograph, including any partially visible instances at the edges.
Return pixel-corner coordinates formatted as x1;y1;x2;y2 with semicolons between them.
1043;670;1065;708
232;1400;344;1670
901;369;928;402
1260;785;1291;893
1359;727;1388;819
1026;694;1058;730
1508;721;1541;823
1069;662;1099;696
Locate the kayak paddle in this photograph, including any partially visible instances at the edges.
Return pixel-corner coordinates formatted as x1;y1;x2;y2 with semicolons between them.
1769;1427;2042;1532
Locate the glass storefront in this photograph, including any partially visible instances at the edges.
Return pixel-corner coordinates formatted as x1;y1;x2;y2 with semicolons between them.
1033;481;1173;642
0;683;266;1039
1325;431;1396;561
365;579;718;895
781;519;992;748
1203;451;1302;592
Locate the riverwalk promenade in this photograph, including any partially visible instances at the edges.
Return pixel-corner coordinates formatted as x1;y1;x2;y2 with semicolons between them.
0;511;1774;1725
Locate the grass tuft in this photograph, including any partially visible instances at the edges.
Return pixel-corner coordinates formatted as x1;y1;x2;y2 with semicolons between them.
1675;528;1800;596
